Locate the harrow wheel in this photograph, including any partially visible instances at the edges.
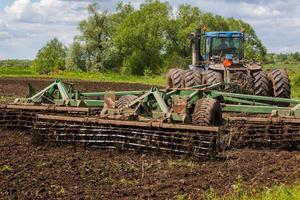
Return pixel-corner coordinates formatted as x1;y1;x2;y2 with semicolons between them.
192;98;222;126
268;69;291;99
116;95;138;109
166;68;184;89
252;71;271;96
206;70;223;84
183;69;202;87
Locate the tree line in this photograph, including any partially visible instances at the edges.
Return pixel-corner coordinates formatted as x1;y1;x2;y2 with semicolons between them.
32;0;267;75
265;52;300;64
0;60;32;68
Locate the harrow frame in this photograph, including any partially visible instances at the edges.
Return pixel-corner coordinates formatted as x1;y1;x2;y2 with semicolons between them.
1;79;300;157
14;79;300;118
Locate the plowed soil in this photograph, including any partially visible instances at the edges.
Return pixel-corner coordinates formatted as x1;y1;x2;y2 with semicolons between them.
1;78;300;199
0;77;154;100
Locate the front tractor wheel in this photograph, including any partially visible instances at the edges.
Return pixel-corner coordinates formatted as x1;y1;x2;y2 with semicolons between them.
192;98;222;126
206;70;223;85
268;69;291;99
166;68;184;89
183;69;202;87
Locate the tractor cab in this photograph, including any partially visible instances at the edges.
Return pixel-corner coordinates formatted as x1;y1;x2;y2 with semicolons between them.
204;31;244;63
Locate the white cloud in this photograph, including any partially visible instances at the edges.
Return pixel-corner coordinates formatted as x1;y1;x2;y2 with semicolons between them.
4;0;31;20
4;0;88;24
185;0;300;53
252;6;281;17
0;0;92;59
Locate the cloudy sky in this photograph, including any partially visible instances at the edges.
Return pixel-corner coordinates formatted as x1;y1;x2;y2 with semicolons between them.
0;0;299;59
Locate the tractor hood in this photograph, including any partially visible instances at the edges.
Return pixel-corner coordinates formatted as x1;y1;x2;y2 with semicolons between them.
244;63;262;70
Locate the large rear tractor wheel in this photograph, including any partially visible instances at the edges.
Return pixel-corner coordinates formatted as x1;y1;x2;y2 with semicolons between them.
116;95;138;109
192;98;222;126
252;71;271;96
268;69;291;99
206;70;223;84
183;69;202;87
166;68;184;89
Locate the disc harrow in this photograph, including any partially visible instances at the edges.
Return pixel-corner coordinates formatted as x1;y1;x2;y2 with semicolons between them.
1;79;300;158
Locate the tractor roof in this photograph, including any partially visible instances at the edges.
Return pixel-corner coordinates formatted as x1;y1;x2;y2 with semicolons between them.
205;31;243;38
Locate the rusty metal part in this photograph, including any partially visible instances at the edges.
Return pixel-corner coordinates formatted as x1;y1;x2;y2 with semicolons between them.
33;114;219;157
37;114;219;132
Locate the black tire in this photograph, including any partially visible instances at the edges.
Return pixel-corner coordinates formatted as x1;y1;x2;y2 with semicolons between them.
252;71;271;96
166;68;184;89
206;70;223;84
192;98;222;126
268;69;291;99
116;95;138;109
183;69;202;87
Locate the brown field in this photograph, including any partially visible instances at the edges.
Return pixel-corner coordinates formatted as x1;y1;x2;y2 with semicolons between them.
0;78;300;199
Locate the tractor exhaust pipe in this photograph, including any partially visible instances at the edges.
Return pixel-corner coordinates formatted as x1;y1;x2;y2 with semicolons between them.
192;29;201;66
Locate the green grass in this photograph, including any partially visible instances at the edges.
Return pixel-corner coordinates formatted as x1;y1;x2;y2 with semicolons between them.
173;182;300;199
204;175;300;200
0;66;37;75
250;184;300;200
263;62;300;71
1;65;300;97
0;66;166;86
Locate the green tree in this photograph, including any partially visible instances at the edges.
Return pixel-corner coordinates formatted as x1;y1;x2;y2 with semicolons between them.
33;38;67;74
277;53;288;62
201;13;229;31
292;52;300;62
65;41;86;72
265;53;275;64
114;0;171;75
226;18;266;61
69;0;268;75
78;3;111;72
164;5;202;69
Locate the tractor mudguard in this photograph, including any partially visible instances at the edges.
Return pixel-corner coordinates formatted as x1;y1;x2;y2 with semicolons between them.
208;63;225;71
245;63;262;71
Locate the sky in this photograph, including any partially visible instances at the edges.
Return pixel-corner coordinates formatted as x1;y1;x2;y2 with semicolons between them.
0;0;300;59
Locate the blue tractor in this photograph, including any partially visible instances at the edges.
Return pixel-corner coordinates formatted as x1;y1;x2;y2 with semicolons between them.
167;29;290;98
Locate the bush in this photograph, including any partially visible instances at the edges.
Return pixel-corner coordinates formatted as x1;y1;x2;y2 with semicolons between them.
33;38;67;74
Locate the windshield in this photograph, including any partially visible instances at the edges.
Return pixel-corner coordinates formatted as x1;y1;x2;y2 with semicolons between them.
211;37;243;58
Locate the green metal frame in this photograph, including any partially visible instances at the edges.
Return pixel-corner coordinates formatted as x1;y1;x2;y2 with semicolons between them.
14;79;300;123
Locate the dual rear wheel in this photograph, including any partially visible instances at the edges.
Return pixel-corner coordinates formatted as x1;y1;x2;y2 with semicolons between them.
252;69;290;99
167;68;290;99
166;68;203;89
